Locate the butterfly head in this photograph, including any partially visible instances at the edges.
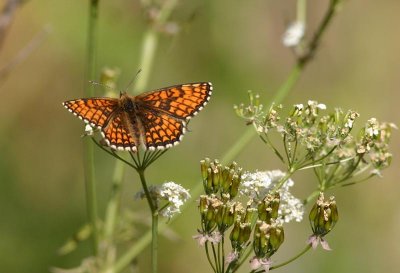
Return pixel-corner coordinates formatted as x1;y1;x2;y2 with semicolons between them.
120;91;128;97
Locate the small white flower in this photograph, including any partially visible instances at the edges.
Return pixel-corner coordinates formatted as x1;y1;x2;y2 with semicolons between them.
282;21;305;47
345;118;355;129
158;182;190;218
294;103;304;110
307;100;326;110
240;170;304;223
135;182;190;218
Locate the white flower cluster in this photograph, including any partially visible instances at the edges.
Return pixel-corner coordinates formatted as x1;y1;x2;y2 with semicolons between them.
240;170;304;223
135;182;191;218
158;182;191;218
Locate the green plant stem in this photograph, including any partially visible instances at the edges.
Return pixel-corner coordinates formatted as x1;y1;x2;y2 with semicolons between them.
137;169;158;273
103;160;125;267
138;169;155;212
205;243;217;273
272;171;294;193
297;0;307;23
272;64;302;105
304;190;320;205
298;0;341;66
84;0;99;256
152;211;159;273
134;30;158;94
133;0;179;94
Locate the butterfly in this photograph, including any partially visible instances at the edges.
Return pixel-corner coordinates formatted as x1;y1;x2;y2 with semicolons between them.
63;82;212;152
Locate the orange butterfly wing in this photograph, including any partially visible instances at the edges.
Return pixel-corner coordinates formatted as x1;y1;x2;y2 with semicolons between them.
62;98;118;128
101;111;139;152
136;110;185;150
134;82;212;150
136;82;212;120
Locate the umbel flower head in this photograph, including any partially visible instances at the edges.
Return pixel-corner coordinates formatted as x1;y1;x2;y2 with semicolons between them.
308;192;338;250
135;181;190;218
237;98;396;189
240;170;304;223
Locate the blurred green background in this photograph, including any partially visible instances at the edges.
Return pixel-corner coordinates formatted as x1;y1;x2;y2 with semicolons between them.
1;0;399;272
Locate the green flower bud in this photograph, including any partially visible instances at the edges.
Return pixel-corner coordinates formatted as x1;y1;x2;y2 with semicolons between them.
238;223;251;246
230;174;240;198
222;205;235;229
309;193;339;236
268;225;284;254
212;165;221;189
215;205;225;227
230;221;241;249
200;158;211;181
205;168;213;194
258;193;280;223
199;195;208;216
253;220;284;258
243;207;256;224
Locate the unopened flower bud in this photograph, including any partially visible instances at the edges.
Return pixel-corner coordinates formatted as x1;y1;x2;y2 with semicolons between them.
212;165;221;189
268;225;284;253
230;174;240;198
253;220;284;258
258;193;280;223
309;193;338;237
215;205;225;227
200;158;210;181
238;223;251;246
222;204;235;229
230;221;241;248
199;195;208;216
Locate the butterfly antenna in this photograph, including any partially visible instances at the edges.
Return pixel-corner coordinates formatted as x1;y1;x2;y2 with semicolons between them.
88;80;116;91
124;69;142;91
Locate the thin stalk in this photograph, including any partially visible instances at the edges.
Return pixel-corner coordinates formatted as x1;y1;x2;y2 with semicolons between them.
259;134;285;163
133;0;179;94
103;159;125;267
217;241;222;273
134;30;158;94
84;0;100;256
297;0;307;23
205;243;217;273
303;190;320;205
298;0;341;66
152;211;159;273
272;171;294;193
138;169;156;216
272;64;303;105
221;236;225;273
137;169;158;273
211;244;219;273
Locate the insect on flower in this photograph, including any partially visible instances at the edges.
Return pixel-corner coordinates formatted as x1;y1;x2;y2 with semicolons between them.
63;82;212;152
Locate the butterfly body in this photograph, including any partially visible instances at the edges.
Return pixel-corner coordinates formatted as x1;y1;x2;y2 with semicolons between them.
63;82;212;152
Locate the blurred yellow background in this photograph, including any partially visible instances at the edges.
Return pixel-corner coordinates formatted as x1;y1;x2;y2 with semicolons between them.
0;0;399;272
